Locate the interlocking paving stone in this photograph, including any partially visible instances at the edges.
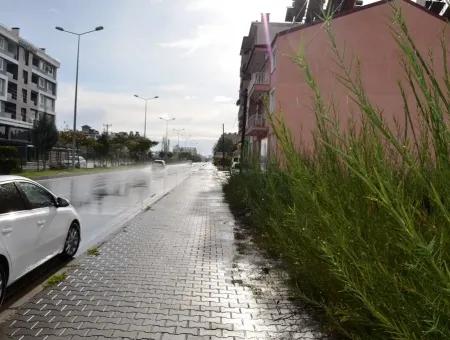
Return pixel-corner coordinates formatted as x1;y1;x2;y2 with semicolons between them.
0;165;328;340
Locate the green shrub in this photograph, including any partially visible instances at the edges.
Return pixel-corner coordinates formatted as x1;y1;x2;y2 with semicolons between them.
0;146;20;174
224;6;449;339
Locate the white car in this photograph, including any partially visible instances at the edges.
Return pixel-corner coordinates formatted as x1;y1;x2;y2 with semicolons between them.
63;156;87;168
0;176;81;304
231;157;240;174
153;160;166;167
230;161;240;174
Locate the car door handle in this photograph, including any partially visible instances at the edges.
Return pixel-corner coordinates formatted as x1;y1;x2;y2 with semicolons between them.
37;220;46;227
1;227;12;235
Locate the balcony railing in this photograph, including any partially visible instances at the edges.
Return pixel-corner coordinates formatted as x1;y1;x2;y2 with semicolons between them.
0;111;17;120
0;47;18;60
246;114;268;137
249;72;269;88
7;91;17;101
248;72;270;95
6;71;17;81
32;65;56;79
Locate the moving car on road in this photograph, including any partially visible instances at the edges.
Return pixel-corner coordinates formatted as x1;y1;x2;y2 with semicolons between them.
0;176;81;305
153;159;166;167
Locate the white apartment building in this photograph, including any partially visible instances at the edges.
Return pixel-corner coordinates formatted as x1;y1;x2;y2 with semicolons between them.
0;24;59;153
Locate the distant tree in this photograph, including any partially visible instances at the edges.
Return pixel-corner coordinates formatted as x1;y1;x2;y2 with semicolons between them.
213;134;234;156
110;133;130;165
94;133;110;165
126;136;157;161
58;130;87;148
31;114;58;170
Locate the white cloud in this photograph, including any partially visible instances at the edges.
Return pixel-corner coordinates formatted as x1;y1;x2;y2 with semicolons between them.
159;25;228;55
157;83;187;94
214;96;234;103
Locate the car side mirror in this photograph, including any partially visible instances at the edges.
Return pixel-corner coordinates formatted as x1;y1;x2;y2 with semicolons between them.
56;197;70;208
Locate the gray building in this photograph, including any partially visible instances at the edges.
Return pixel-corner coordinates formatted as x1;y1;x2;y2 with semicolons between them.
0;24;59;157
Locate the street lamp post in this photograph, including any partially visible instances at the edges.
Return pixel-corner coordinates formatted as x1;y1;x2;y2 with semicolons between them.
172;128;185;150
159;116;175;154
134;95;159;138
55;25;104;168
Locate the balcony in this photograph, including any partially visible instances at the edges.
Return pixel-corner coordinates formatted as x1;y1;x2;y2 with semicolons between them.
7;91;17;102
32;65;56;80
0;48;18;61
246;114;268;137
6;71;17;82
0;111;14;120
248;72;270;97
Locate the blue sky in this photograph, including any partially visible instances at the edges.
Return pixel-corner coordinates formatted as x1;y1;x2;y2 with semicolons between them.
1;0;377;155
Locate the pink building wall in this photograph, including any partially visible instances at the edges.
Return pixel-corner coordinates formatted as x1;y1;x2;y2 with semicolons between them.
270;0;449;154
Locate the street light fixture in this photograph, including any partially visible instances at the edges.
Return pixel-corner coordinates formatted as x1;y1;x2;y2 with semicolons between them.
134;95;159;138
159;116;175;154
55;25;104;168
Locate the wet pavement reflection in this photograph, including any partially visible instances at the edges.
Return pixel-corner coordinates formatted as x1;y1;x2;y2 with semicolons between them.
38;162;195;254
0;163;197;312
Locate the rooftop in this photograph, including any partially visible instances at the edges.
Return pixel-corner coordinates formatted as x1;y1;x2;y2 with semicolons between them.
0;23;60;67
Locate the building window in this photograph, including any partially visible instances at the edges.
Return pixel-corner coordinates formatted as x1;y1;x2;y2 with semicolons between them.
0;58;4;71
38;77;45;88
21;108;26;122
22;89;27;103
0;124;6;139
46;81;54;93
40;61;53;76
0;78;5;96
30;109;38;121
31;91;38;106
39;94;54;112
0;37;5;50
46;64;54;75
22;70;28;84
32;56;39;67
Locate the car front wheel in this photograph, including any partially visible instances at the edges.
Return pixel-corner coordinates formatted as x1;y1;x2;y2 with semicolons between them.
62;222;80;258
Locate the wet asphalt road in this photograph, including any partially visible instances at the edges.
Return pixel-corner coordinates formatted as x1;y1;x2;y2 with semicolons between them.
38;162;196;254
0;162;198;310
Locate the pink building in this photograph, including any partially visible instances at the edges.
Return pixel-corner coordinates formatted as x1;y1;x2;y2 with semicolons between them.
238;0;449;165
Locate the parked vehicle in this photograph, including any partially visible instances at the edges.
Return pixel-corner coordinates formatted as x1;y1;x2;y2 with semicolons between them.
0;176;81;305
153;160;166;167
62;156;87;168
230;161;240;174
231;157;240;173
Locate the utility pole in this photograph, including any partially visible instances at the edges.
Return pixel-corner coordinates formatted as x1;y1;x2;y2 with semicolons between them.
159;116;175;155
103;123;112;136
222;123;225;170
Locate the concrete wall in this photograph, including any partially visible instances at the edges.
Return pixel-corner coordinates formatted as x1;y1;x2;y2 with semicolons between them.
271;0;449;153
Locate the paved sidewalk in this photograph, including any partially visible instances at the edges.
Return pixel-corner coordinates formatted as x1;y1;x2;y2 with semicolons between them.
0;165;327;340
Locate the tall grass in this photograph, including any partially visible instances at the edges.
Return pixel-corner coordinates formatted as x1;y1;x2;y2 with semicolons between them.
224;4;449;339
